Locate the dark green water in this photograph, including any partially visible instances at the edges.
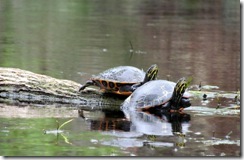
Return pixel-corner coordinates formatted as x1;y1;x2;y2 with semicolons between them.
0;104;240;156
0;0;241;157
0;117;125;156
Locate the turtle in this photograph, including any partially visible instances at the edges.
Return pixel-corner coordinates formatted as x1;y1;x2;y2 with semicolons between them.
79;64;158;96
121;77;191;113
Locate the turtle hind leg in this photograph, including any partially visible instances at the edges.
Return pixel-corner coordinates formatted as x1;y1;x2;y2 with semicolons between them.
79;80;94;92
117;84;134;95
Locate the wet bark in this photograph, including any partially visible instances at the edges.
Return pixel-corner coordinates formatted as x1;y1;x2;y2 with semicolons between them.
0;68;124;111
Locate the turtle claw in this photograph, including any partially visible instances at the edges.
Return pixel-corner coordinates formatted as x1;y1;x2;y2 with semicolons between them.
170;107;184;114
79;86;86;92
78;80;94;92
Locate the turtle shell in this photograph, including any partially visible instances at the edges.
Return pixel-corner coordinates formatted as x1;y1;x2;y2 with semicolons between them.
79;65;159;96
93;66;145;83
121;80;190;111
86;66;146;95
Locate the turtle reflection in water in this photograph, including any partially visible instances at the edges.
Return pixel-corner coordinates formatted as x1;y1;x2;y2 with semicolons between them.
78;109;190;148
78;110;131;131
122;109;191;136
78;109;190;136
79;64;158;96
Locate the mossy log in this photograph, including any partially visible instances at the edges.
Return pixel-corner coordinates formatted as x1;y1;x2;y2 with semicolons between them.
0;68;124;111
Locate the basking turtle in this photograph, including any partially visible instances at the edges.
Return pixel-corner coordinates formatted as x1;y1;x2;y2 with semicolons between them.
79;64;158;96
121;77;191;113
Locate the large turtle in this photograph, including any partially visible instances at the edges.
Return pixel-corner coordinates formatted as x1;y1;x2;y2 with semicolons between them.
121;77;191;113
79;64;158;96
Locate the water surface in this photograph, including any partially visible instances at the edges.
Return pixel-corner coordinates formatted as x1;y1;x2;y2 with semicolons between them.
0;0;240;91
0;0;241;157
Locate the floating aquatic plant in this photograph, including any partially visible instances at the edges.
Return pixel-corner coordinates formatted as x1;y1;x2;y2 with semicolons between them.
225;131;232;139
198;81;202;91
216;93;221;109
43;118;74;134
56;118;74;130
43;119;74;145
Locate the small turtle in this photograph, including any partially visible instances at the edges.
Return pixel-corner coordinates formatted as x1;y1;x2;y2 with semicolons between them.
121;77;191;113
79;64;158;96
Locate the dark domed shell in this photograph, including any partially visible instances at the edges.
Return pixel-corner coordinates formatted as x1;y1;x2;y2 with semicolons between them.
121;80;190;110
94;66;145;83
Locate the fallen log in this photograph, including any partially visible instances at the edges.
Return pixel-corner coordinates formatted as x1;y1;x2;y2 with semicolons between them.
0;68;240;113
0;68;124;111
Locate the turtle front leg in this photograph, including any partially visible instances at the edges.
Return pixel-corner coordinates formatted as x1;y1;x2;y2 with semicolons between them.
79;80;95;92
131;82;143;91
180;98;191;108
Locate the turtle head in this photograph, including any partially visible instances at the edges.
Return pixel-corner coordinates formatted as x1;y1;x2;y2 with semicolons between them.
131;64;158;91
170;77;188;110
143;64;158;83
